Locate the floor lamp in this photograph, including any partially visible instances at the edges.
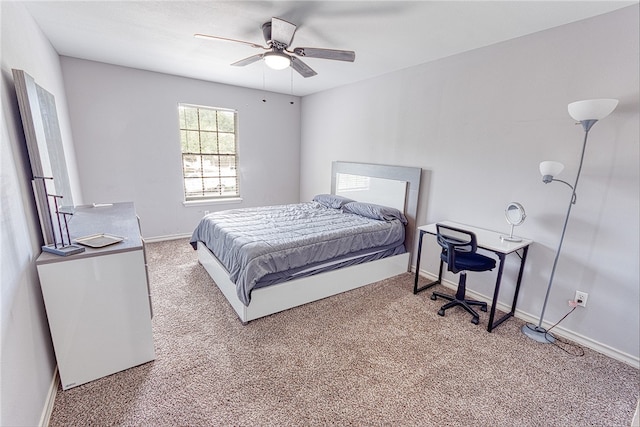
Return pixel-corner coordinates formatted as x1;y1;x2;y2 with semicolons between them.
522;98;619;344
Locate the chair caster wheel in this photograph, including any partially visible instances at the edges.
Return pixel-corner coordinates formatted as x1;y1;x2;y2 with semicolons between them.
471;317;479;325
481;306;487;312
438;309;445;317
430;295;437;301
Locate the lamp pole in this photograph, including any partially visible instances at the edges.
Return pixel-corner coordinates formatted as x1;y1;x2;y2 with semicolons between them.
526;125;590;342
522;98;617;344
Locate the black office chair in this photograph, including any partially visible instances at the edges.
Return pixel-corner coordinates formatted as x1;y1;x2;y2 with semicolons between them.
430;224;496;325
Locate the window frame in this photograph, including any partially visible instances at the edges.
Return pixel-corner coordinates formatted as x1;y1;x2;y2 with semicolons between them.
178;103;240;203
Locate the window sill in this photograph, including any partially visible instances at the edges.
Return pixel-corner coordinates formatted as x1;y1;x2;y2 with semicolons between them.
183;197;243;207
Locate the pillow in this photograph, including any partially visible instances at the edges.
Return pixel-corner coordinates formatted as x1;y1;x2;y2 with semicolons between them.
313;194;355;209
342;202;408;225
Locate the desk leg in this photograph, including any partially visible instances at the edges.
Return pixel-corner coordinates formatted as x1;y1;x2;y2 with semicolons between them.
413;230;439;294
508;246;529;317
487;247;529;332
487;253;506;332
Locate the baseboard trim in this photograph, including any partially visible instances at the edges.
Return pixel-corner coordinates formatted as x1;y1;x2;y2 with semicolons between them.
143;233;191;243
415;269;640;369
40;368;59;427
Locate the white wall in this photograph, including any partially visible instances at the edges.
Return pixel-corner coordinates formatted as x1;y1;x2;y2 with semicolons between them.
300;6;639;362
1;2;81;426
60;58;301;239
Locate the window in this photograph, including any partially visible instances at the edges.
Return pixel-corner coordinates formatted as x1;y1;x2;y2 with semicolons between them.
178;104;239;201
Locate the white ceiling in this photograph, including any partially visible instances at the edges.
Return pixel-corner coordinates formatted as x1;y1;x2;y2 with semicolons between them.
23;1;636;97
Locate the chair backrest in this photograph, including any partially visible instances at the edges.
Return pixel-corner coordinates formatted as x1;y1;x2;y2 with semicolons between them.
436;223;479;274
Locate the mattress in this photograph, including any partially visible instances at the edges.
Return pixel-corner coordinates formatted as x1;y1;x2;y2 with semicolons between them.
190;201;407;305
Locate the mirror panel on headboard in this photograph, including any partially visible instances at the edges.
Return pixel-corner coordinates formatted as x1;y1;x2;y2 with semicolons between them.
335;173;407;212
13;69;74;245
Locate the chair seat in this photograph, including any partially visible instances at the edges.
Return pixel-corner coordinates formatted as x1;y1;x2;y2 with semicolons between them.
441;251;495;272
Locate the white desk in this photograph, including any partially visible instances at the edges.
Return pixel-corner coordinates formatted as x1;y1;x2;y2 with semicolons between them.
414;221;533;332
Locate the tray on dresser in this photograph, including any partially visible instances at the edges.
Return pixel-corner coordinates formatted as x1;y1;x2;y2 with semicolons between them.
74;233;124;248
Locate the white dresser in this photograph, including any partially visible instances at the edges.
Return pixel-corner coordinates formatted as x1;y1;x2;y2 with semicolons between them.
36;202;155;390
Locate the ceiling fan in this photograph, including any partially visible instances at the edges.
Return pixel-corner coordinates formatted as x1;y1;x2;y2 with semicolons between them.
195;17;356;78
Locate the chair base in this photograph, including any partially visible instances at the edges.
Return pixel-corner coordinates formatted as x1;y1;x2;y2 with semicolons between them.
431;291;487;325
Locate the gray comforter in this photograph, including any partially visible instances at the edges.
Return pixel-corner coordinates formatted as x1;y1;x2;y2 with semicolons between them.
190;202;406;305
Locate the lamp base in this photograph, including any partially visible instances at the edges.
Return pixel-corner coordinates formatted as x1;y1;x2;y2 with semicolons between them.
521;323;555;344
500;235;522;242
42;244;85;257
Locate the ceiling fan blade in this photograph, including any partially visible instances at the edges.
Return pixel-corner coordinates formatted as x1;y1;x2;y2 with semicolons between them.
290;57;317;78
231;54;264;67
194;33;267;50
271;17;297;47
292;47;355;62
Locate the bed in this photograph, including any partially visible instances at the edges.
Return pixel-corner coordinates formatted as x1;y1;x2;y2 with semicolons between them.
191;161;422;323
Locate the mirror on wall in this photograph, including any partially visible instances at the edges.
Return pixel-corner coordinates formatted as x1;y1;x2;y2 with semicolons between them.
13;69;74;246
501;202;526;242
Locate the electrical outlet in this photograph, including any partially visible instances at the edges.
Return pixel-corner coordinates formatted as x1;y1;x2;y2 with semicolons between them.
574;291;588;307
204;210;210;216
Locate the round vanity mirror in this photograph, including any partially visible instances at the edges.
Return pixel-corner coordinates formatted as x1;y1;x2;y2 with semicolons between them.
501;202;526;242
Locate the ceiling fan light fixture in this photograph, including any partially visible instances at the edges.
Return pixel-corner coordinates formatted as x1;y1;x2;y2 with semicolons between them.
264;52;290;70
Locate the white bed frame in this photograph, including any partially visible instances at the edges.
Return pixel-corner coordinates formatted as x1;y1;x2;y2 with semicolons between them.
197;161;422;323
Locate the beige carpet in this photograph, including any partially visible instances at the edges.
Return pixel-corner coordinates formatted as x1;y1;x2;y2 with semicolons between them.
49;239;639;426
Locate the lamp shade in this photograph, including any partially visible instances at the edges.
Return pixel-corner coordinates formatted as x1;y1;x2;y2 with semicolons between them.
539;161;564;178
568;99;618;121
264;52;291;70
